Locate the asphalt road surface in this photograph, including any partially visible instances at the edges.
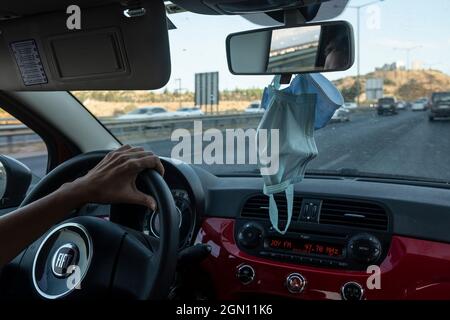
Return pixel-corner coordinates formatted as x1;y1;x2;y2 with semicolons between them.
18;110;450;183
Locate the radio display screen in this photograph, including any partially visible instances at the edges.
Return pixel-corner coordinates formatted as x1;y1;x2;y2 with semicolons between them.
266;237;343;257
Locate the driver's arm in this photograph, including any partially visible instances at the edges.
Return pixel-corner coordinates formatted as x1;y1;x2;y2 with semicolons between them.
0;145;164;267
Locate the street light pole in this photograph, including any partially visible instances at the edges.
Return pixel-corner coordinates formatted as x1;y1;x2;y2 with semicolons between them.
356;6;361;108
175;78;182;108
340;0;385;107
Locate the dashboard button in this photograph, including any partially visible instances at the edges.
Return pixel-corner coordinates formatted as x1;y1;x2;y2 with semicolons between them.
286;273;306;293
341;282;364;300
237;223;264;249
236;264;255;285
348;233;382;263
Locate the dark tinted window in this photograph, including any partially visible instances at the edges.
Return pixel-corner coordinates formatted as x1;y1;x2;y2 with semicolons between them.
432;92;450;102
129;109;148;114
378;98;395;104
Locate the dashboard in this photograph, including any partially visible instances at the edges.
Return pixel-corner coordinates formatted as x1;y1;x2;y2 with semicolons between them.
174;162;450;300
29;157;450;300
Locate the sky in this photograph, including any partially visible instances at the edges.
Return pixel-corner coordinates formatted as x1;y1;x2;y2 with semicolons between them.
161;0;450;92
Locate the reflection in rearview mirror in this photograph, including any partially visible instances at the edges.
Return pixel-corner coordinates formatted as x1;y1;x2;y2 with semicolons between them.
227;21;354;75
268;25;321;73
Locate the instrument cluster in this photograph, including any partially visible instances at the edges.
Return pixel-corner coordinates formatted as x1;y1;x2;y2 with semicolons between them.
144;188;196;249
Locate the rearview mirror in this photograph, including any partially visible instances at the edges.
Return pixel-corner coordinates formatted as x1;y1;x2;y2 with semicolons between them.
226;21;354;75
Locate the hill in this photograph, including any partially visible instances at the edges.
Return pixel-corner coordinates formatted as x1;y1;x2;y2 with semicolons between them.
333;69;450;102
3;69;450;118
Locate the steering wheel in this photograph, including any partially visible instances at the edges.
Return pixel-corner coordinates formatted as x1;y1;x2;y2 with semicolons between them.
11;151;179;299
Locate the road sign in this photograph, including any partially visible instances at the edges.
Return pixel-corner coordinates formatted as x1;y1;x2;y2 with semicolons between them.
366;78;383;100
195;72;219;113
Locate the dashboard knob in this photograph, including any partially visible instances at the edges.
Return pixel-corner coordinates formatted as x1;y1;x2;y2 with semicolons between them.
236;264;255;285
286;273;306;294
341;282;364;300
237;223;264;249
348;233;382;264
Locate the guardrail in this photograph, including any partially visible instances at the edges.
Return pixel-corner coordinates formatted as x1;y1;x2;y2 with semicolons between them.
0;117;21;125
0;113;264;153
104;113;263;144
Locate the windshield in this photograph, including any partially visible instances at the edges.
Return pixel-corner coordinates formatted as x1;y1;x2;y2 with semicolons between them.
432;92;450;102
74;0;450;184
378;98;394;104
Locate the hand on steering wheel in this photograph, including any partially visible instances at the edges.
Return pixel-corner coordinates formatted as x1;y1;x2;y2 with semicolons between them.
62;145;165;210
1;148;179;300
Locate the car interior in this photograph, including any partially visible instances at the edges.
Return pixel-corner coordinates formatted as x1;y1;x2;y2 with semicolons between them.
0;0;450;302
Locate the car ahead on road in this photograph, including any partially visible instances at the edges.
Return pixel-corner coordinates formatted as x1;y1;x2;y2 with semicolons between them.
331;106;350;122
396;100;407;110
411;98;428;111
429;92;450;121
377;97;397;115
117;106;169;120
343;102;357;110
175;106;204;117
244;101;264;113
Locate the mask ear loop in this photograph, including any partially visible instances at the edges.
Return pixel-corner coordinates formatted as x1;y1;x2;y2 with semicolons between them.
271;75;282;90
268;184;294;235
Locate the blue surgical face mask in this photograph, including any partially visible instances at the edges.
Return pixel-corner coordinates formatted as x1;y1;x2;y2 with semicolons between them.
257;74;343;234
261;74;344;130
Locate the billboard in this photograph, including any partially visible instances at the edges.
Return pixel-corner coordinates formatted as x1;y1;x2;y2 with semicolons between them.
195;72;219;112
366;78;384;101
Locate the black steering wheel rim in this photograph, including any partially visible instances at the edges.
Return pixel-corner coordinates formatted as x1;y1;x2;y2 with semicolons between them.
18;150;179;299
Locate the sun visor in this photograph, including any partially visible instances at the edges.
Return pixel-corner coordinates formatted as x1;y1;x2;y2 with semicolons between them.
0;1;171;90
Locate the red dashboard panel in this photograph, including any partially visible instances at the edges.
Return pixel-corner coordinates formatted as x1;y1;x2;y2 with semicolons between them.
195;218;450;300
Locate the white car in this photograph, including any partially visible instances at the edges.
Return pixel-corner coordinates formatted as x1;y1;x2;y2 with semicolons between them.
245;101;264;113
331;107;350;122
411;98;428;111
343;102;357;110
175;107;204;117
396;101;406;110
117;106;168;120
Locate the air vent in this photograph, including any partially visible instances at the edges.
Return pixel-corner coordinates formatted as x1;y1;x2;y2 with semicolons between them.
319;199;388;231
241;194;302;220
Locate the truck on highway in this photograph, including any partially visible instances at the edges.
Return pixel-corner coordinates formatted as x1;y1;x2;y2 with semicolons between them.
429;92;450;121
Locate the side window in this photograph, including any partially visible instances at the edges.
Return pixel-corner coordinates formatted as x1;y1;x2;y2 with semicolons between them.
0;112;48;182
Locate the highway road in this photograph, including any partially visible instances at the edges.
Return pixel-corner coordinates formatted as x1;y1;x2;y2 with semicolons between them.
17;110;450;183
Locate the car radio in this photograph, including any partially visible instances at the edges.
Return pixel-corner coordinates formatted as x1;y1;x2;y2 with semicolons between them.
235;220;389;271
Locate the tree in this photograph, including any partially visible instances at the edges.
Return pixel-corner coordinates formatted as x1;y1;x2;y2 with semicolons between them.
340;83;358;102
